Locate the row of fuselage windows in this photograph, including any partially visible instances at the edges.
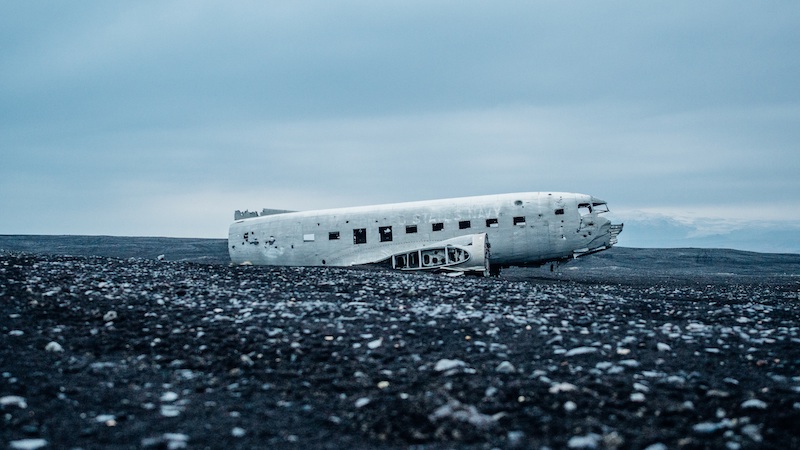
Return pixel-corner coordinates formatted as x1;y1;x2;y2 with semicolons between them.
324;216;539;245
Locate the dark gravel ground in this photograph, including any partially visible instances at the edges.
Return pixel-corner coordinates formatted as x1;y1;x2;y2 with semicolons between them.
1;237;799;449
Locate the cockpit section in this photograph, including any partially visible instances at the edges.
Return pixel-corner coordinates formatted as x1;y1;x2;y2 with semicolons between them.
573;197;623;258
578;198;610;216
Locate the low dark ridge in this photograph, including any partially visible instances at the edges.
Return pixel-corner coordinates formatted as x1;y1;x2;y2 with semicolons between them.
0;235;229;264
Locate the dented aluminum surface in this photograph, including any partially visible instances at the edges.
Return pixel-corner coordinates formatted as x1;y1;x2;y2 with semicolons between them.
228;192;623;276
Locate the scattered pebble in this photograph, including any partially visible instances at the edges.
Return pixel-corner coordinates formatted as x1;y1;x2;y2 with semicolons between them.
567;433;601;449
549;382;577;394
160;405;182;417
507;430;525;446
160;392;179;402
9;439;48;450
740;399;767;410
44;342;63;353
0;395;27;408
643;444;667;450
564;346;597;357
495;361;516;373
434;359;466;372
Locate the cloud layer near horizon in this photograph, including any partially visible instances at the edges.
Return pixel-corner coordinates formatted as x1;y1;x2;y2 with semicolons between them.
2;2;799;251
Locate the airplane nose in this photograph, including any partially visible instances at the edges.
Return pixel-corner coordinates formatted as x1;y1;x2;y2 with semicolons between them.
597;217;623;246
578;216;622;257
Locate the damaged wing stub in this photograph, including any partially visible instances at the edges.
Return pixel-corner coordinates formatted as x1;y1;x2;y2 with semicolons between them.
229;192;623;276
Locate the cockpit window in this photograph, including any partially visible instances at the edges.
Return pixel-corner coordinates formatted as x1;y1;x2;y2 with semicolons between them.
592;202;609;213
578;203;592;216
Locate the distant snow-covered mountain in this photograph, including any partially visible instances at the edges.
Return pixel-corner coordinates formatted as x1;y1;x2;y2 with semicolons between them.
614;212;800;254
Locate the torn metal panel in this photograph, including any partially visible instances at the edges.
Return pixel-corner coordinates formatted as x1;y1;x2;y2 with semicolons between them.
390;233;489;276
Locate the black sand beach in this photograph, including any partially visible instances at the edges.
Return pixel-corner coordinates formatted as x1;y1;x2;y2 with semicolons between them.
2;236;799;449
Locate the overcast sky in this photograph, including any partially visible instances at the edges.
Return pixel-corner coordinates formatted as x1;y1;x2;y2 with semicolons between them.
2;2;799;252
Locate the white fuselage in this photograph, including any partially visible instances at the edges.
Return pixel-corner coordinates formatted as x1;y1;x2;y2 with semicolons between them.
228;192;620;270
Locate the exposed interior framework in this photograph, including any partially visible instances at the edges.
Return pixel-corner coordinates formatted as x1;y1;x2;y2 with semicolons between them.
392;245;471;270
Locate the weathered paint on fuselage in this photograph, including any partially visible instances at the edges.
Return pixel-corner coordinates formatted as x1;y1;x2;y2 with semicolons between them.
228;192;617;269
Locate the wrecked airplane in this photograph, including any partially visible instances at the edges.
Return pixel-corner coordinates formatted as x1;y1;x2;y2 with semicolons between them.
229;192;623;276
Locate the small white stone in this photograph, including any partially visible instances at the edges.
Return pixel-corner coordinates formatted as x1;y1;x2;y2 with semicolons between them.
564;401;577;412
9;439;48;450
95;414;116;423
565;346;597;357
741;399;767;410
367;338;383;349
741;424;763;442
103;311;118;322
495;361;516;374
162;433;189;448
656;342;671;352
231;427;246;438
45;341;63;352
568;433;601;449
643;444;668;450
354;397;370;408
693;422;720;434
160;404;182;417
160;391;179;402
434;359;466;372
630;393;646;402
549;382;577;394
9;330;24;336
0;396;27;408
507;430;525;445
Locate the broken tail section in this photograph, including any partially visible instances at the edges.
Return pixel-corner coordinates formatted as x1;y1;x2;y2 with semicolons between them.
234;209;295;220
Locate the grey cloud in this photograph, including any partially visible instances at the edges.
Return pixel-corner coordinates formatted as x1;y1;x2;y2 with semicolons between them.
1;1;798;249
